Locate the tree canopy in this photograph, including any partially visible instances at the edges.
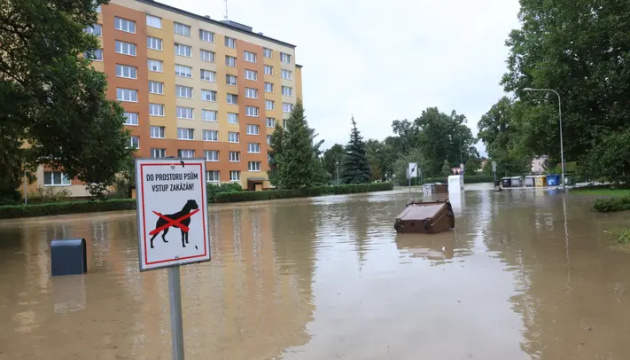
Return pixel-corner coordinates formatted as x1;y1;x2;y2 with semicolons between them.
342;117;371;184
0;0;131;201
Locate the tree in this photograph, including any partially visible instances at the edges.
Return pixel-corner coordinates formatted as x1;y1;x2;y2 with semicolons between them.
342;117;371;184
267;125;284;187
502;0;630;175
478;97;530;176
393;148;427;185
0;0;131;202
322;144;345;183
441;160;452;177
365;139;389;181
271;99;321;189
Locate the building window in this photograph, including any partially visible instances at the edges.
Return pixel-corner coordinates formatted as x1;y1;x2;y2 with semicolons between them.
225;55;236;67
84;24;102;37
205;150;219;162
264;82;274;93
225;36;236;48
246;106;259;117
151;148;166;158
245;88;258;99
283;119;288;128
202;110;217;121
281;69;292;80
200;49;215;62
150;126;165;138
229;170;240;182
149;81;164;94
129;136;140;149
115;41;136;56
248;143;261;153
200;29;214;43
226;93;238;105
263;48;272;58
266;117;276;128
244;51;257;63
267;135;272;144
123;112;139;126
176;85;193;99
201;89;217;102
148;59;163;72
226;75;237;86
200;69;216;82
84;49;103;61
115;17;136;33
229;151;240;162
227;113;238;124
115;64;137;79
282;86;293;96
280;52;291;64
244;69;257;81
174;22;191;36
176;107;194;119
44;172;70;186
248;161;261;172
116;88;138;102
265;100;274;110
175;64;192;78
207;170;220;182
264;65;273;75
283;103;293;113
228;132;239;143
203;130;218;141
147;37;163;51
174;43;192;57
177;128;194;140
178;149;195;158
146;15;162;29
247;124;260;135
149;103;165;116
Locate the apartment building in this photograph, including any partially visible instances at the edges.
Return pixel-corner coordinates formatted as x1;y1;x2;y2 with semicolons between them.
34;0;302;196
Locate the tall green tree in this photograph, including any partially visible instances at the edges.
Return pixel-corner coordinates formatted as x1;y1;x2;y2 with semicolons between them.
342;117;371;184
267;125;284;187
0;0;131;201
502;0;630;179
271;99;321;189
322;144;345;183
365;139;390;181
478;97;531;176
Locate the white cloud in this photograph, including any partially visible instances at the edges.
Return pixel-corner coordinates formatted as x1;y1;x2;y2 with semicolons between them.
159;0;521;152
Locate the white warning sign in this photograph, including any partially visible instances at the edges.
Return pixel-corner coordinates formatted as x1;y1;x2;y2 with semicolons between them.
135;158;210;271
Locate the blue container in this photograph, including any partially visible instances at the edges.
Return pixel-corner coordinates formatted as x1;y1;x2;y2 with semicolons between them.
51;239;87;276
547;174;560;186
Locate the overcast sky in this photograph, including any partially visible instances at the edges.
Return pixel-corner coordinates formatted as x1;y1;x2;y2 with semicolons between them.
161;0;522;151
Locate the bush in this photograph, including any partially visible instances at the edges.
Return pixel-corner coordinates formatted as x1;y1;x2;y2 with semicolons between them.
214;182;394;203
611;228;630;244
207;182;243;203
592;196;630;212
26;187;72;204
0;199;136;220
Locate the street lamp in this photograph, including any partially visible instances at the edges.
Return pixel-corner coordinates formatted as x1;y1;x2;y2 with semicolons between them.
523;87;565;191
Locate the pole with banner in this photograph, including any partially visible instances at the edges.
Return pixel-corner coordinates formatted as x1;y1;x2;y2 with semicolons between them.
135;158;211;360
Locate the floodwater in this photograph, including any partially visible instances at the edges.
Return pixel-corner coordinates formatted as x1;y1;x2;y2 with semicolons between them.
1;186;630;359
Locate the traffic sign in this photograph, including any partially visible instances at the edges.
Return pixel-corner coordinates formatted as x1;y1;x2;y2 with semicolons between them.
492;161;497;172
135;158;210;271
408;163;418;178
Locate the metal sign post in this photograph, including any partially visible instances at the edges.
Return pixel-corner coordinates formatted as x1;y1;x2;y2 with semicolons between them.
408;163;417;197
135;158;211;360
492;161;497;183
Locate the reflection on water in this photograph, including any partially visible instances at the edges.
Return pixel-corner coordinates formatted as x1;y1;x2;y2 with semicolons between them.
1;187;630;359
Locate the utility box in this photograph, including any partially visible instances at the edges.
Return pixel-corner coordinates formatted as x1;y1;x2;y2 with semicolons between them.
422;183;435;194
51;239;87;276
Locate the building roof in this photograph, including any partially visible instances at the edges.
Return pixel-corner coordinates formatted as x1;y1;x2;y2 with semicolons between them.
136;0;297;48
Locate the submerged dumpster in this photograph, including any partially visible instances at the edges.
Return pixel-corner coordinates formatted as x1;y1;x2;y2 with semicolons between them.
547;174;560;186
511;176;523;187
394;201;455;234
535;175;547;187
502;177;512;188
524;176;535;187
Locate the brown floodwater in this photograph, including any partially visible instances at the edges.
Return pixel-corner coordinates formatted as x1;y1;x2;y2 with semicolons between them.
1;185;630;359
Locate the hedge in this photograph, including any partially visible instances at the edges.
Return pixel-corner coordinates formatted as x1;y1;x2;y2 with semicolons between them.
592;196;630;212
0;199;136;220
214;182;394;203
0;183;394;218
421;174;495;184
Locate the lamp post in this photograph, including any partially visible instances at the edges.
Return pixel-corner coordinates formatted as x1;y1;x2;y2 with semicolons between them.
523;87;565;191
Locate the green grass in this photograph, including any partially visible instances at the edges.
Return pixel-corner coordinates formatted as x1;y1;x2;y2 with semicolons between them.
611;228;630;244
572;188;630;196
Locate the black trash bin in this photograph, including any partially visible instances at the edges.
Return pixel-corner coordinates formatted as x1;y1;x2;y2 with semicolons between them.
501;177;512;188
51;239;87;276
